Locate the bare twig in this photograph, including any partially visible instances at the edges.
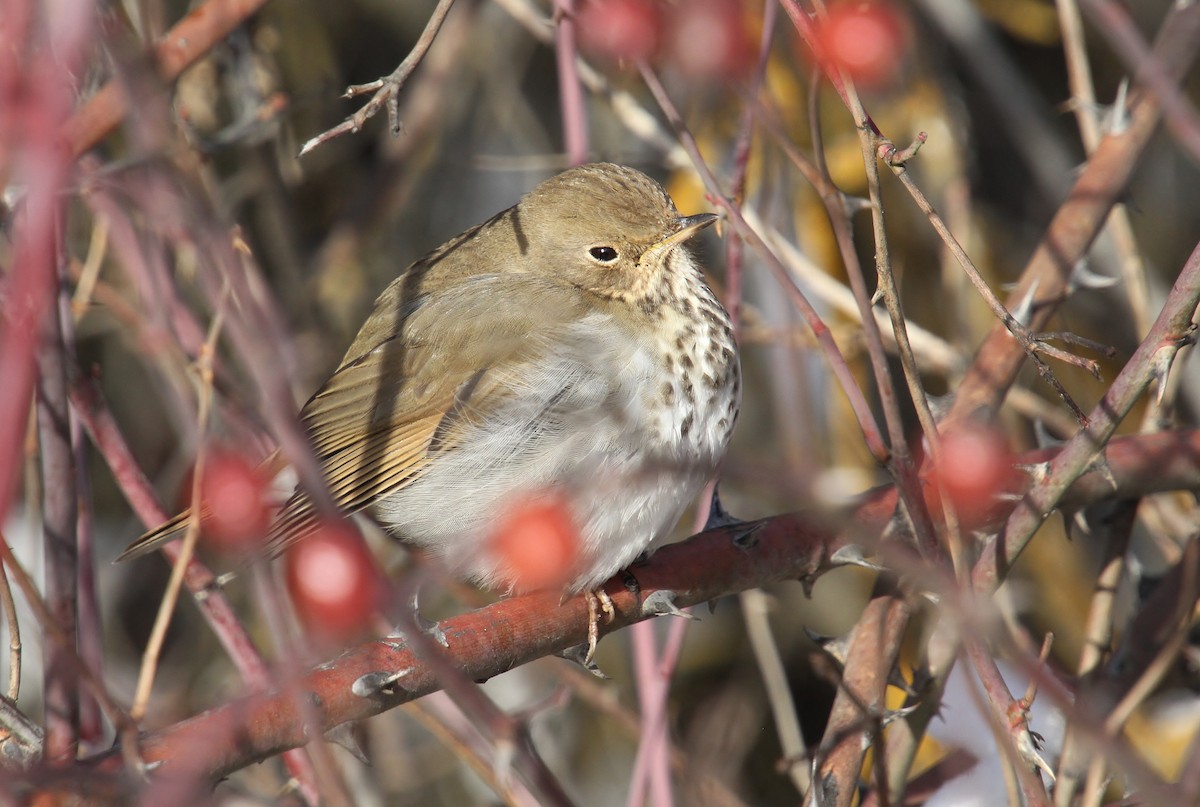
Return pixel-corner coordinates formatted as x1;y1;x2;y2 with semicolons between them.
1077;0;1200;167
406;694;544;807
0;530;134;764
742;588;810;795
813;594;910;807
1055;0;1153;338
961;642;1051;807
1055;501;1136;805
68;375;270;687
298;0;457;156
884;147;1094;423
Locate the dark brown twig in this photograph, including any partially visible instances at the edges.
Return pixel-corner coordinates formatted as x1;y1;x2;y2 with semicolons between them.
298;0;457;156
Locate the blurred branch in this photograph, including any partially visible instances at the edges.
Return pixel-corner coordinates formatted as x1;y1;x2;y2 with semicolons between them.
0;544;19;702
1078;0;1200;167
35;258;80;762
63;0;273;157
552;0;588;166
962;640;1053;807
0;528;133;768
67;375;271;688
1054;500;1137;804
914;0;1076;203
1055;0;1153;338
405;694;545;807
742;588;810;796
129;287;226;724
813;592;909;807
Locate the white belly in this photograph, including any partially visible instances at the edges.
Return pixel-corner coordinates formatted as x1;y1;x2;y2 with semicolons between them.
372;306;740;593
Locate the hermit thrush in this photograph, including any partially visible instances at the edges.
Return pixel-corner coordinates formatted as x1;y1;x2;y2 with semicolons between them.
121;163;741;595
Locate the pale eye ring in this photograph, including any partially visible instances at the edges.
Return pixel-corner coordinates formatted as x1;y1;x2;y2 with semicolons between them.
588;246;619;263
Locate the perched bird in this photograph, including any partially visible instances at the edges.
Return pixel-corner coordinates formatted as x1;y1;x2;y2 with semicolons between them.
121;163;740;598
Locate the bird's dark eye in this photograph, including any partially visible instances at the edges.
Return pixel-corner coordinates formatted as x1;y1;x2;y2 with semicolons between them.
588;246;619;263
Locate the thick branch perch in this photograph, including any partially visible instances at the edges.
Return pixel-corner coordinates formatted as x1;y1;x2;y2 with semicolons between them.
76;429;1200;783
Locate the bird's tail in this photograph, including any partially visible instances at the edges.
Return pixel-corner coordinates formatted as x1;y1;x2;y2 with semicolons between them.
115;509;196;562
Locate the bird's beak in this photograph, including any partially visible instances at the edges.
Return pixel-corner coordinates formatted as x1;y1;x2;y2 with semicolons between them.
657;212;719;250
678;212;719;239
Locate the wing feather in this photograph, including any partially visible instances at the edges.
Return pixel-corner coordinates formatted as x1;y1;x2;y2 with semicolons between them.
125;271;595;559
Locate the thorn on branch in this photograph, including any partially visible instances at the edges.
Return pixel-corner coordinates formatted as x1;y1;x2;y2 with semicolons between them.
351;668;412;698
1037;331;1119;360
557;644;609;679
1068;260;1121;291
640;589;698;620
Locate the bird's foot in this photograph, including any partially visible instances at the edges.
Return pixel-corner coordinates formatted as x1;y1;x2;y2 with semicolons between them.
585;589;616;665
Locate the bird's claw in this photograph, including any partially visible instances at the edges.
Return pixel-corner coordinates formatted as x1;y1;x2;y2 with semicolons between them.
584;590;616;665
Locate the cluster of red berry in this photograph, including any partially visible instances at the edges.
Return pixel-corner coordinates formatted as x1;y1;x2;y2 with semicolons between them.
577;0;908;88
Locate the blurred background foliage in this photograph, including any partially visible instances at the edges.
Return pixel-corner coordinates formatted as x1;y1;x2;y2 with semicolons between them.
34;0;1200;802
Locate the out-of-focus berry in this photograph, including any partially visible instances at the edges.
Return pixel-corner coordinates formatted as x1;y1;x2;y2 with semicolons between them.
197;450;271;555
819;2;907;88
928;426;1018;526
664;0;754;82
578;0;664;64
490;494;582;592
285;522;385;641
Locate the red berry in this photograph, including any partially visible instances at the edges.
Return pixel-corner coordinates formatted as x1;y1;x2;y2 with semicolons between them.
198;450;271;554
819;2;907;88
930;427;1017;526
285;522;384;641
577;0;664;64
490;495;581;592
664;0;754;82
